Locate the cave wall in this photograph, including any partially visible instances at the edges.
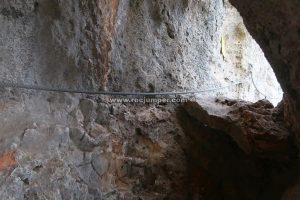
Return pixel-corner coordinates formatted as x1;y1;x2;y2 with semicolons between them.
0;0;294;199
1;0;281;100
109;0;225;92
0;0;230;199
227;0;300;134
1;0;225;92
0;0;119;90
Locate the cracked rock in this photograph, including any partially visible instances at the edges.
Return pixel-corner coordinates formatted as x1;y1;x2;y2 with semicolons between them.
69;128;99;152
91;152;110;177
183;98;291;159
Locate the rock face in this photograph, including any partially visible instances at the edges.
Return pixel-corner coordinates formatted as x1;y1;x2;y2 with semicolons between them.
0;0;281;101
0;93;190;199
0;0;223;91
110;0;224;93
183;98;292;159
1;0;109;89
0;0;296;199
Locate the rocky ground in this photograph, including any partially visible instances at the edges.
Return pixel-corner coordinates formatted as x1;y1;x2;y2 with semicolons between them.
0;88;298;200
0;88;188;199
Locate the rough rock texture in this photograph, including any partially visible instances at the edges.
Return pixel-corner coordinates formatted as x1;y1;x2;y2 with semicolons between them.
183;98;293;159
0;0;223;92
110;0;224;93
0;91;190;199
110;0;282;104
0;0;294;199
0;89;297;200
0;0;122;90
0;0;281;101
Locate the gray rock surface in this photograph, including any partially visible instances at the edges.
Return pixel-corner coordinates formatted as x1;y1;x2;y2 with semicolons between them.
0;0;281;100
0;0;289;199
0;92;189;199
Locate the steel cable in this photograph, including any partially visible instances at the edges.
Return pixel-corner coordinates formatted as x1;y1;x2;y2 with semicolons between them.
0;80;245;96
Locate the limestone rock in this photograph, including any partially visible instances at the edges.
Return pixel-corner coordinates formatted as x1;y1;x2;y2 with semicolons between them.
0;0;298;199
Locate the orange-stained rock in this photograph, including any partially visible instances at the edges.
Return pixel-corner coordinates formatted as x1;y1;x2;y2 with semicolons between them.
0;151;16;171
